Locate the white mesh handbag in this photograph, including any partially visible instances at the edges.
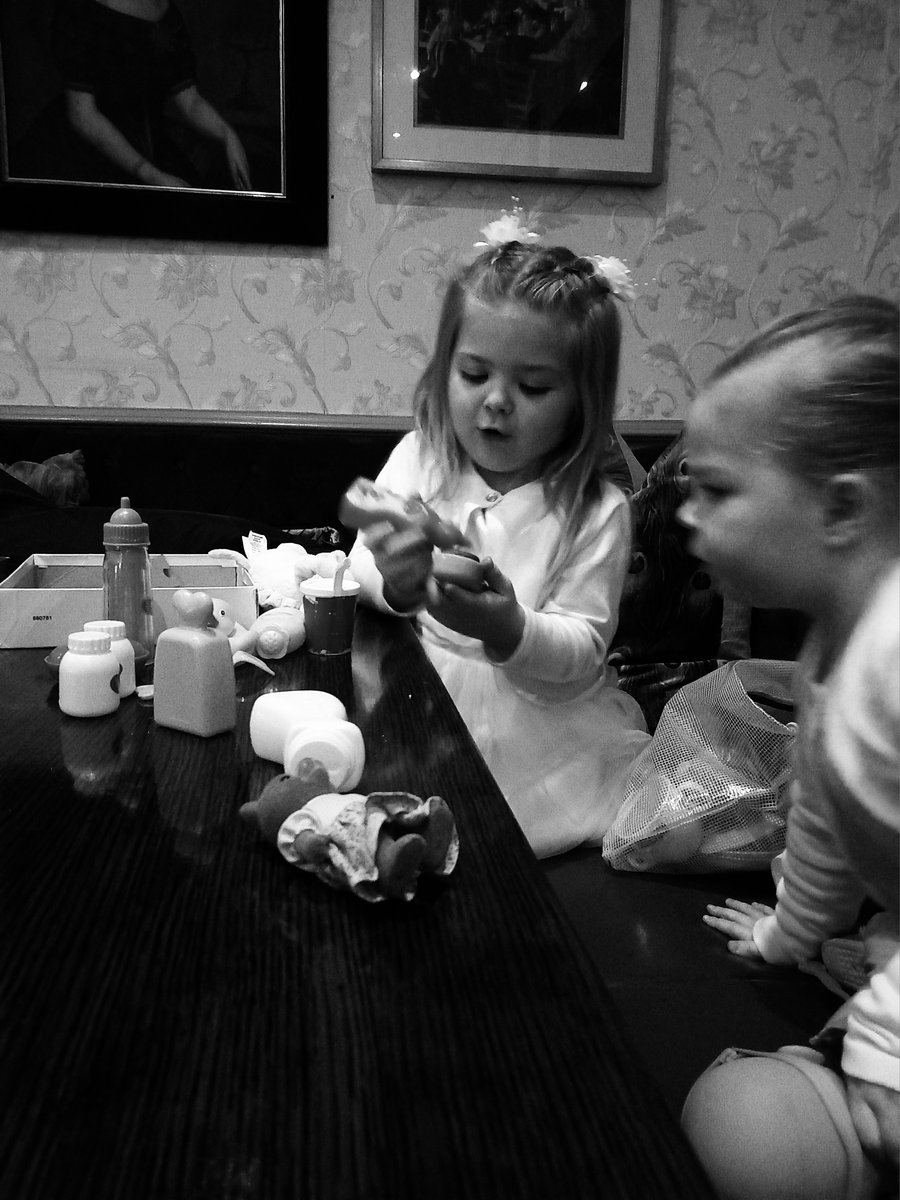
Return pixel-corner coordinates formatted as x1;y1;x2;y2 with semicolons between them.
603;659;797;873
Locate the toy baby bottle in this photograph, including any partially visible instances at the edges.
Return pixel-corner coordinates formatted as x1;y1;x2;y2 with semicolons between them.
153;589;236;737
103;497;154;667
59;630;121;717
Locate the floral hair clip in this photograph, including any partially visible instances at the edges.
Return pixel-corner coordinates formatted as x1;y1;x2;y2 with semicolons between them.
585;256;636;302
474;201;539;249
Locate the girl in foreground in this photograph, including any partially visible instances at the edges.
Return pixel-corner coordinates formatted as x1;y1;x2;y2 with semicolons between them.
350;212;648;858
679;295;899;1200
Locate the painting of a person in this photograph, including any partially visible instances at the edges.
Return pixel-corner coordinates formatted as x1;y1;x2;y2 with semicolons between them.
2;0;276;193
53;0;250;190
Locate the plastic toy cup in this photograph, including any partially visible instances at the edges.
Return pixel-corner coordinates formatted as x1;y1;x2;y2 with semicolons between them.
299;575;361;656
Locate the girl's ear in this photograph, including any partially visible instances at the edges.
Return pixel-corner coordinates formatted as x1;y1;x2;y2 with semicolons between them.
821;472;877;547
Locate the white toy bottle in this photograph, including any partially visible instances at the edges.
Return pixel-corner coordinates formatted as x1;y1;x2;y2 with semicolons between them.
59;631;121;717
153;589;236;737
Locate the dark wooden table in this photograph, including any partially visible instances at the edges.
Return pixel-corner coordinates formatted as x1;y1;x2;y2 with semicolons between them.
0;608;714;1200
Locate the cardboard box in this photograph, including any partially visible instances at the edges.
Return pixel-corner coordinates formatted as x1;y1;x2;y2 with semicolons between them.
0;554;258;648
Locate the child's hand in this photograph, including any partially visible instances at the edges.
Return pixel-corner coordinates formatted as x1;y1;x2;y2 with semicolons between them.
703;897;773;958
426;558;524;660
846;1074;900;1170
364;521;433;611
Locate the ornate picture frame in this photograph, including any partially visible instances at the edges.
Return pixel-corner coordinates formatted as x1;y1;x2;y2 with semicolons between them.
372;0;670;185
0;1;326;246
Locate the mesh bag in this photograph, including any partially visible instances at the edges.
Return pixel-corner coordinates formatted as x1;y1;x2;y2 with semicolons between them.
603;659;797;873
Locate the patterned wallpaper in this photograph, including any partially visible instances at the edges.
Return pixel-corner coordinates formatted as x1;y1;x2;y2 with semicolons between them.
0;0;897;425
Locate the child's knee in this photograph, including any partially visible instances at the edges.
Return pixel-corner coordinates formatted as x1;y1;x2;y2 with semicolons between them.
681;1054;876;1200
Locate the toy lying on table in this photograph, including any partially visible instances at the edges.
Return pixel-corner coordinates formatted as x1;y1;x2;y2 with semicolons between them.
239;757;459;902
209;598;306;663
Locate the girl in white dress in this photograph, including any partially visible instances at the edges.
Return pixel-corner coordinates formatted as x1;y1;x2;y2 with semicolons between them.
350;211;649;858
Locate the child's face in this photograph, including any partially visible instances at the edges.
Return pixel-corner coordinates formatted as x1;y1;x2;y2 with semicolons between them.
679;357;824;611
448;299;579;494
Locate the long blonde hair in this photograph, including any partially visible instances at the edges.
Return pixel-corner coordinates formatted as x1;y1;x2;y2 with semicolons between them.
413;241;624;603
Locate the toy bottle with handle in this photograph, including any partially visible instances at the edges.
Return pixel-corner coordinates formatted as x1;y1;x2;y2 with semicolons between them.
102;497;155;667
153;589;236;737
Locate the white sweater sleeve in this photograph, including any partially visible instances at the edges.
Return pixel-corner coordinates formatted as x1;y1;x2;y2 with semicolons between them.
491;497;632;698
752;776;868;964
347;433;423;616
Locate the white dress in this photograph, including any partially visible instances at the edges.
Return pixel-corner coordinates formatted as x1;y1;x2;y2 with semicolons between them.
349;431;649;858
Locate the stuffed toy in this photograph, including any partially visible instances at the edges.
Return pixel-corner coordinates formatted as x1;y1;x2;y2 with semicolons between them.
2;449;89;507
209;544;353;611
239;757;459;902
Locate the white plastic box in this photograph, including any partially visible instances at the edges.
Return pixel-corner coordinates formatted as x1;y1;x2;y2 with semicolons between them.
0;554;257;648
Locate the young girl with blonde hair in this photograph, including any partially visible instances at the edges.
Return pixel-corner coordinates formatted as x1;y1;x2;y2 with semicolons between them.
350;212;649;858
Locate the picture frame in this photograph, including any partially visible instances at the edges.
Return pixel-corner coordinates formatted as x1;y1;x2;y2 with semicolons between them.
372;0;670;186
0;1;327;246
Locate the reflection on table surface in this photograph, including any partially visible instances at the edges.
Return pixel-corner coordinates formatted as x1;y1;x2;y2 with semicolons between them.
0;607;713;1200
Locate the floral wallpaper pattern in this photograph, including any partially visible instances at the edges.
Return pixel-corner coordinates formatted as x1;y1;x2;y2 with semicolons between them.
0;0;897;424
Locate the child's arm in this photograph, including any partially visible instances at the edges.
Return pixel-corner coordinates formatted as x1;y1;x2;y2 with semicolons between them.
485;492;633;695
704;782;867;964
425;490;632;698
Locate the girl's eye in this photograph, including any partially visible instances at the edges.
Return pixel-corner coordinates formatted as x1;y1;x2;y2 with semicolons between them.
459;369;486;385
520;383;551;397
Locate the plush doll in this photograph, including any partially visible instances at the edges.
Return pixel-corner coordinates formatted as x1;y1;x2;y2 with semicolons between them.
239;757;459;902
209;544;354;611
2;449;89;507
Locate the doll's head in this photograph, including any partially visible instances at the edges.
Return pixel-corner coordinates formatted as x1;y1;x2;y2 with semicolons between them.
239;759;333;842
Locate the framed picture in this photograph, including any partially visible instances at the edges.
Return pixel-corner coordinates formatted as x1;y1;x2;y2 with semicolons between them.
373;0;670;186
0;1;326;246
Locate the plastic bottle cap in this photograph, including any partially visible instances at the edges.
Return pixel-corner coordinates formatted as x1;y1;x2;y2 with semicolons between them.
283;720;365;792
84;619;127;639
67;631;113;654
103;497;150;546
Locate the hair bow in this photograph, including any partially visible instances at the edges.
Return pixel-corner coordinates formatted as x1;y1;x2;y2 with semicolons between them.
585;256;636;301
474;202;539;249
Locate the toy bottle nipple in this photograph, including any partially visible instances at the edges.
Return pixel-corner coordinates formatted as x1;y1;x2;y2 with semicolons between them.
102;497;154;668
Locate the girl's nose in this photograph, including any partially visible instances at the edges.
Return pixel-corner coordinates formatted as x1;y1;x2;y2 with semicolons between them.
483;381;511;413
